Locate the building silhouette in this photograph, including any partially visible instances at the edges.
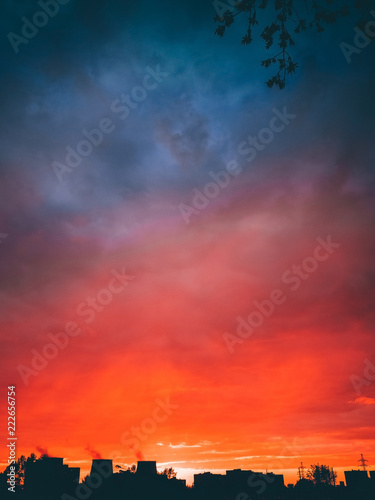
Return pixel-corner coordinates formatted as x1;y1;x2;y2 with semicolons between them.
23;456;79;500
135;460;157;476
194;468;285;500
344;469;372;496
90;459;113;477
2;454;375;500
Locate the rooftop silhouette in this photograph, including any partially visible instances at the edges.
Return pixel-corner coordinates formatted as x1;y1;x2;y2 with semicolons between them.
1;455;374;500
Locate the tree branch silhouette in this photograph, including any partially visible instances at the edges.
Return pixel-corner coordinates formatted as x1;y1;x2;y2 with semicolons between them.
214;0;373;89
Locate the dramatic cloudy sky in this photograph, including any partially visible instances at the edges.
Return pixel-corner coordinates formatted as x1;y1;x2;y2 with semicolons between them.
1;0;375;486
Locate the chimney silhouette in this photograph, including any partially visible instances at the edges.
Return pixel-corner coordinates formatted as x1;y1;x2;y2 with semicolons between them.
136;461;157;476
90;459;113;477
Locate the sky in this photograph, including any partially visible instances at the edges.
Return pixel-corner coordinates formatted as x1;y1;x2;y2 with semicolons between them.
1;0;375;487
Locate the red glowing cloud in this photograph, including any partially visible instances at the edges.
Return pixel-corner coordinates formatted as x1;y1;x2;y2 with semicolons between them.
0;164;374;486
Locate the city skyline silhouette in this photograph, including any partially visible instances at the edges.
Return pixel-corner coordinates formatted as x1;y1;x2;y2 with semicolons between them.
2;453;375;499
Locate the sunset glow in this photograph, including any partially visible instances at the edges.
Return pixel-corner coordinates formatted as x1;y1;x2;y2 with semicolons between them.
1;0;375;491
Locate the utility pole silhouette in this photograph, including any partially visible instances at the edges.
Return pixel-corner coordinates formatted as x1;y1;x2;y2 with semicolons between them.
298;462;306;480
358;453;369;471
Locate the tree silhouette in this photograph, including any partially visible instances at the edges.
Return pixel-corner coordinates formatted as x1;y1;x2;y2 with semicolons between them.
214;0;373;89
159;467;177;479
306;463;337;487
0;453;38;489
